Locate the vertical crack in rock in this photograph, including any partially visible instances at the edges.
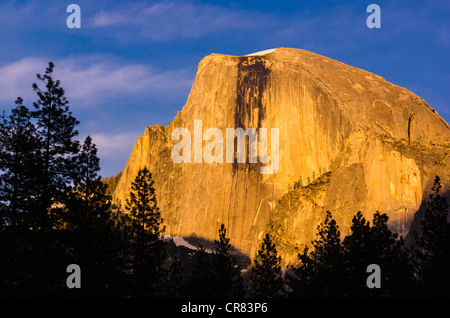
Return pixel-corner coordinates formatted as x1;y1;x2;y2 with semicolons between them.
408;113;415;143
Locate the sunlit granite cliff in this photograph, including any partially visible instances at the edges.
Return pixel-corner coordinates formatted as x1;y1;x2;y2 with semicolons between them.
113;48;450;263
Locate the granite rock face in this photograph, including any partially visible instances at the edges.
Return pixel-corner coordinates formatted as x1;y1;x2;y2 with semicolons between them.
113;48;450;263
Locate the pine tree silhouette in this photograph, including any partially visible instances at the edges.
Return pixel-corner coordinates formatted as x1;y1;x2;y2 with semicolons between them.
62;136;126;296
0;64;131;297
341;211;373;297
165;255;184;297
371;211;413;297
415;175;450;296
31;61;80;232
248;233;284;298
0;98;37;292
183;245;214;297
311;211;344;297
64;136;112;232
0;98;39;229
210;223;243;297
0;93;75;297
125;167;166;297
286;245;315;297
287;211;344;297
342;211;413;297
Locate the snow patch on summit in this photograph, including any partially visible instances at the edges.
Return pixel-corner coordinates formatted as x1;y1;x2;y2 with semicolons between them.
245;49;276;56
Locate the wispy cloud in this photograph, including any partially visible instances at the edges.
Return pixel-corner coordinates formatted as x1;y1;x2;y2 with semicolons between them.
91;1;274;41
0;57;45;105
0;53;195;177
74;131;141;176
88;131;138;161
0;55;193;108
55;55;193;105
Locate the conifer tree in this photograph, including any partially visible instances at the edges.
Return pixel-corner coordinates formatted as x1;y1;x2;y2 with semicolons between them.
342;211;413;297
183;246;214;297
0;62;82;295
287;211;344;297
341;211;374;296
0;99;41;294
415;175;450;296
0;98;39;229
60;136;126;296
286;245;315;298
313;211;342;262
371;211;413;296
31;61;80;231
125;167;166;297
165;256;184;297
248;233;284;298
310;211;344;297
182;225;244;298
210;223;243;297
64;136;112;233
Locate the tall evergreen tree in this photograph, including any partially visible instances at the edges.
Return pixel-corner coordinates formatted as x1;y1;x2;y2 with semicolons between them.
286;245;315;298
341;211;374;297
183;245;214;298
371;211;413;297
287;211;344;297
248;233;284;298
342;211;413;297
0;98;39;229
0;99;40;291
62;136;126;297
125;167;166;297
0;62;82;295
31;61;80;231
415;175;450;296
184;224;243;298
64;136;112;233
210;223;243;297
165;255;184;298
310;211;344;297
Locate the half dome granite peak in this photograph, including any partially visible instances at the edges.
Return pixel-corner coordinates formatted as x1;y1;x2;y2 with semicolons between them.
113;47;450;264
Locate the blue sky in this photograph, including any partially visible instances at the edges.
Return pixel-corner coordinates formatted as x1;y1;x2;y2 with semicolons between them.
0;0;449;177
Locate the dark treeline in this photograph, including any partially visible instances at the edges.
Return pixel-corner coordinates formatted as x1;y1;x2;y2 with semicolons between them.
247;175;450;299
1;62;450;298
243;174;450;298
